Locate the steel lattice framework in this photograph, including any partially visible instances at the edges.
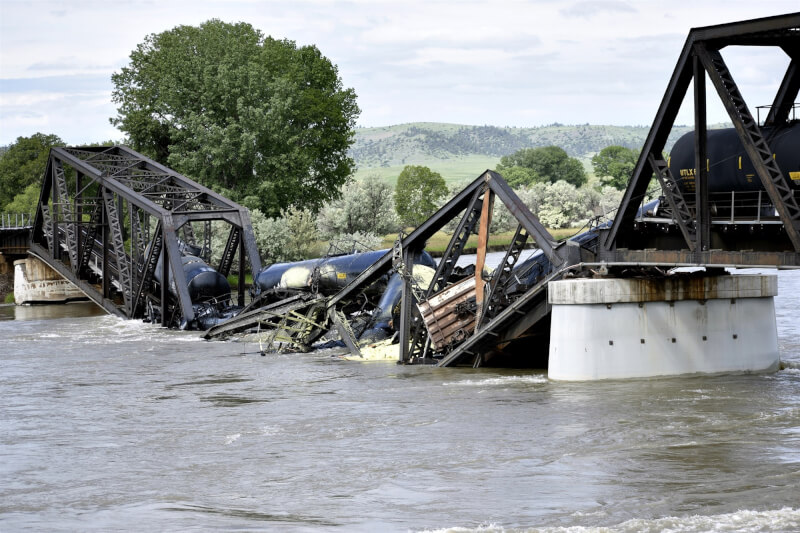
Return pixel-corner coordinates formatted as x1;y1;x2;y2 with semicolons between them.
601;13;800;262
30;145;261;327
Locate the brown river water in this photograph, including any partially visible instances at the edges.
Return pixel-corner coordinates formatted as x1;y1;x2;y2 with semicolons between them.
1;268;799;532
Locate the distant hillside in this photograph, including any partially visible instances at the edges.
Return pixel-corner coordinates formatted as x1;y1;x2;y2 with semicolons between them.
350;122;723;184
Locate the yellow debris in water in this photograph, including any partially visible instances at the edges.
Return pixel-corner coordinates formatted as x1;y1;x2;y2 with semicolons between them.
341;338;398;361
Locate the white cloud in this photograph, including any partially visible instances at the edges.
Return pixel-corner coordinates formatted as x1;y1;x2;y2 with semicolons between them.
0;0;798;144
559;1;637;19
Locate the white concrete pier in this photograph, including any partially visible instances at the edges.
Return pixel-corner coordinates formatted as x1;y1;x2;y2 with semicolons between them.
14;257;87;304
547;274;779;381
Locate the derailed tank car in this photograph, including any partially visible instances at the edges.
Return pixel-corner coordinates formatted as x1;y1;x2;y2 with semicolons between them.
146;242;237;330
251;249;437;344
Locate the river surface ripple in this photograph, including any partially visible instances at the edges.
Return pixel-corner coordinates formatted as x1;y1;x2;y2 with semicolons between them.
1;270;799;532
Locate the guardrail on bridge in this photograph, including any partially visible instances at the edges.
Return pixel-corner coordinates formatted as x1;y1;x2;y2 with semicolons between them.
0;213;33;229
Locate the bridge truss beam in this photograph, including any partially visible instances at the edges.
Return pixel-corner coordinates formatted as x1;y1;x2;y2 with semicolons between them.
31;145;261;327
601;13;800;258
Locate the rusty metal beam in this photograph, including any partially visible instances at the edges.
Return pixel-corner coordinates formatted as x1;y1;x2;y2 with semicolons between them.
473;188;494;329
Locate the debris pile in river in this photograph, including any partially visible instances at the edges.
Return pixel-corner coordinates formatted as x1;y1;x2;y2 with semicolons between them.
203;171;600;366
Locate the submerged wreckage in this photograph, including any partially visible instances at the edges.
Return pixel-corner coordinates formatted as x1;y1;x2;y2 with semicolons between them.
203;170;607;368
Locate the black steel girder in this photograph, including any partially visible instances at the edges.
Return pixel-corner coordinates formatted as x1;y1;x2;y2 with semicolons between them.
603;13;800;256
30;145;262;327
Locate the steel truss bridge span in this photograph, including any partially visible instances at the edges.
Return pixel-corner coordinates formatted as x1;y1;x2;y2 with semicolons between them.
30;145;261;328
601;12;800;261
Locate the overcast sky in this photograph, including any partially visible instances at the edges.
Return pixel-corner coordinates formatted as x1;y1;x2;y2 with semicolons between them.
0;1;797;145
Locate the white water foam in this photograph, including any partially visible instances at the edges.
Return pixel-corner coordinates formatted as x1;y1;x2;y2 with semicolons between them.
442;375;548;387
417;507;800;533
78;315;202;345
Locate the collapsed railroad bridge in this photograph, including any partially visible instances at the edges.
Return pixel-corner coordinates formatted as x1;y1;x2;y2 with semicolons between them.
19;13;800;379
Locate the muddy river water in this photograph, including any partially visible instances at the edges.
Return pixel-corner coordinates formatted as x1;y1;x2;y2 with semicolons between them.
1;268;799;532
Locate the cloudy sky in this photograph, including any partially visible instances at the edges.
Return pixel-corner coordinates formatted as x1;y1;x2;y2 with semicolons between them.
0;1;797;145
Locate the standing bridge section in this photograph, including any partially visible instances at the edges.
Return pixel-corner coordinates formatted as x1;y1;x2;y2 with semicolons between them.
383;14;800;370
0;214;33;288
29;146;261;327
600;13;800;265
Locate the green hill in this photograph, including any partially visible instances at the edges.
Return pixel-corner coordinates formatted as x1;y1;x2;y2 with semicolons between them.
350;122;721;185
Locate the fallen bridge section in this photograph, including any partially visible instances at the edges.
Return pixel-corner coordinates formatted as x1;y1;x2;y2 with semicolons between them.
30;146;261;328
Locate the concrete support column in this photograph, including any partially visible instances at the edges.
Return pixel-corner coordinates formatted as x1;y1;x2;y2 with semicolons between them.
547;274;779;381
13;256;87;305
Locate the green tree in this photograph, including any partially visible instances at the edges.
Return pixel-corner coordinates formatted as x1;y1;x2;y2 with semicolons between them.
5;183;41;215
394;165;448;227
317;173;398;238
110;19;360;217
0;133;64;210
496;146;586;187
535;181;593;229
591;145;638;189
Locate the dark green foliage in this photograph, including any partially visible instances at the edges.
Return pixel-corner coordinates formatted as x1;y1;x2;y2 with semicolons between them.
496;146;586;187
592;145;639;189
394;165;448;227
4;183;41;214
111;19;360;216
0;133;64;210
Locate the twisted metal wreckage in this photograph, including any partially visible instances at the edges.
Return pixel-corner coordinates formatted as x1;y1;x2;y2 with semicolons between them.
204;169;586;368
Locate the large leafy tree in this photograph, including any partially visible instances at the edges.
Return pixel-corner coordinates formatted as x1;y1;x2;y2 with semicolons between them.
591;145;638;190
111;20;360;216
394;165;448;227
496;146;586;188
0;133;64;211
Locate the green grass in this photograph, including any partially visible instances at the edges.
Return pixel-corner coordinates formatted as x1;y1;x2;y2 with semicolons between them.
226;273;253;287
349;121;737;188
4;292;14;304
353;154;500;187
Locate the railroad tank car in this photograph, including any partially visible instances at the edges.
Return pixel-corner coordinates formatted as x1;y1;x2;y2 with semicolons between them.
253;249;436;295
152;243;231;304
668;122;800;193
145;242;232;329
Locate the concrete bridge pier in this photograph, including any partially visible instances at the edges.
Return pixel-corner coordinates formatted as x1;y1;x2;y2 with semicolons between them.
547;274;779;381
13;256;87;305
